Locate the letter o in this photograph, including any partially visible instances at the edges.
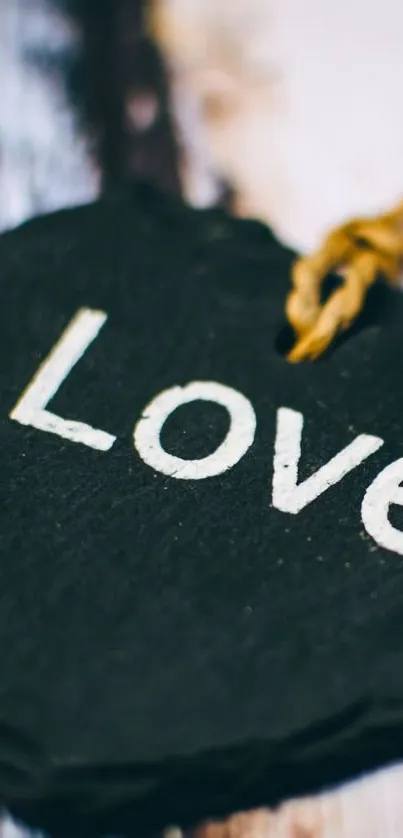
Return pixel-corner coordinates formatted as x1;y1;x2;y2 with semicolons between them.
133;380;256;479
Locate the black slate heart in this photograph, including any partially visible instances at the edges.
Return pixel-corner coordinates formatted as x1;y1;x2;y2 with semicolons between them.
0;184;402;837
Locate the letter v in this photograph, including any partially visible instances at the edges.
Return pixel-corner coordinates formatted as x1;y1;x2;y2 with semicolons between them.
272;407;383;514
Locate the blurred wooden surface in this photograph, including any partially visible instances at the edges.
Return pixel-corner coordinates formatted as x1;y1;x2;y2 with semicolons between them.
189;763;403;837
67;0;181;194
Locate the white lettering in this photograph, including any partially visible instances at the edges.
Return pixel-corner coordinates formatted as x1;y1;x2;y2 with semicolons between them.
272;407;383;514
10;308;116;452
133;380;256;479
361;458;403;555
